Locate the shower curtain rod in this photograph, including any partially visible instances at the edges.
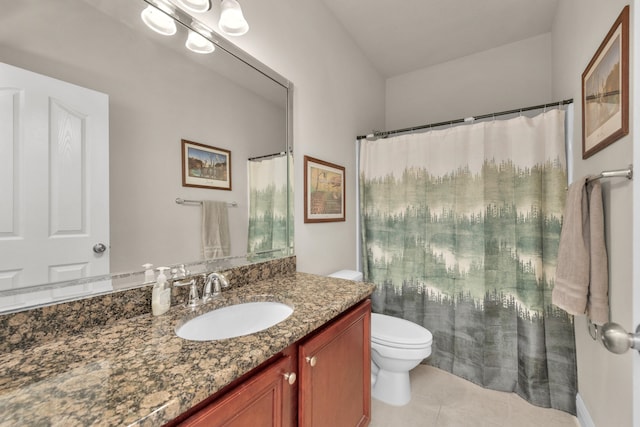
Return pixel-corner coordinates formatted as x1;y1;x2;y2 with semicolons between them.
357;99;574;141
248;151;286;161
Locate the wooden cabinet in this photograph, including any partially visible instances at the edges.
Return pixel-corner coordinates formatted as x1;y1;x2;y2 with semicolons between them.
173;299;371;427
178;351;297;427
299;299;371;427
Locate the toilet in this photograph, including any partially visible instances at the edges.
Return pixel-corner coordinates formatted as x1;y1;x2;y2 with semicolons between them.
328;270;433;406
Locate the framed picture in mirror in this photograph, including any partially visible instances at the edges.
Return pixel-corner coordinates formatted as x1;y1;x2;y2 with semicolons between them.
182;139;232;190
304;155;345;223
581;5;629;159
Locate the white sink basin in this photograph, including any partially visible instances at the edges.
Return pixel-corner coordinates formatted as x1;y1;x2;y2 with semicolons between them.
175;301;293;341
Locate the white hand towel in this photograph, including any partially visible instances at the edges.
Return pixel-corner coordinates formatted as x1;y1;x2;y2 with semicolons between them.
202;201;231;259
552;177;609;324
553;179;589;316
585;180;609;324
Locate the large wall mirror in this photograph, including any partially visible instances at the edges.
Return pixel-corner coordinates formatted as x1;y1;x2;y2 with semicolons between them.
0;0;293;313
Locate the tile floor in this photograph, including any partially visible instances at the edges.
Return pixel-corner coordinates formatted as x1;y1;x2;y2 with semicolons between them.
370;365;580;427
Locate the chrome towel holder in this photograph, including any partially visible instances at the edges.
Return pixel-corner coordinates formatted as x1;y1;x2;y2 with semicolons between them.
175;197;238;207
586;165;633;183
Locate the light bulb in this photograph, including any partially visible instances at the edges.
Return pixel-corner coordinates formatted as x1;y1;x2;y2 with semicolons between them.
173;0;211;13
141;5;177;36
186;30;215;54
218;0;249;36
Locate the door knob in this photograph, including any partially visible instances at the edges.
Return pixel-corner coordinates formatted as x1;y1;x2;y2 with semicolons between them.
600;322;640;354
305;356;317;367
93;243;107;254
283;372;296;385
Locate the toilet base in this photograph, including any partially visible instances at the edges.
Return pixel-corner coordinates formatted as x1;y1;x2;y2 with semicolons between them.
371;368;411;406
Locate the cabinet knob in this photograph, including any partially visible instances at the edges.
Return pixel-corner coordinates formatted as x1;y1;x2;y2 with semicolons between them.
283;372;297;385
305;356;317;367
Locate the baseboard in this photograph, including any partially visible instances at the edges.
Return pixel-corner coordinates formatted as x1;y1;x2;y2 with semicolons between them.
576;393;596;427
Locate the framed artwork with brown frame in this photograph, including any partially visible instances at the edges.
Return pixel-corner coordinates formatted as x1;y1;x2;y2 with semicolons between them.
581;5;629;159
181;139;232;190
304;155;345;223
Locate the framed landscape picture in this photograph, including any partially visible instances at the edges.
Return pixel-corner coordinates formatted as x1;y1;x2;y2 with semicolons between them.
304;155;345;223
181;139;232;190
582;5;629;159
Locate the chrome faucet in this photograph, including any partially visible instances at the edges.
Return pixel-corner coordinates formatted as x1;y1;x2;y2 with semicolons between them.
202;272;229;302
173;272;228;307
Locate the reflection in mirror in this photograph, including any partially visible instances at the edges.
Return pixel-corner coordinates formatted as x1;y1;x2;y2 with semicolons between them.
0;0;293;313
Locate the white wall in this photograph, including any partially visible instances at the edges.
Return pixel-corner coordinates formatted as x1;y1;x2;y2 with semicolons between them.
552;2;634;426
223;0;386;275
385;34;553;130
225;1;638;424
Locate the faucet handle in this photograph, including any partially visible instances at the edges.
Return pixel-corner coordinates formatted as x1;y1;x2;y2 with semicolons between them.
219;273;229;289
179;264;189;277
174;279;201;308
200;274;212;303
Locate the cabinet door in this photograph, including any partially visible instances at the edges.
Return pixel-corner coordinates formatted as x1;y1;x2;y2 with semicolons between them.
179;353;297;427
299;299;371;427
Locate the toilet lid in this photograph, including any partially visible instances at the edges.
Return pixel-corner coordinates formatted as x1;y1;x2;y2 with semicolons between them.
371;313;433;348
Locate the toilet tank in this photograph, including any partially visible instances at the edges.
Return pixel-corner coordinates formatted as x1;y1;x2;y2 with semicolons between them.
328;270;363;281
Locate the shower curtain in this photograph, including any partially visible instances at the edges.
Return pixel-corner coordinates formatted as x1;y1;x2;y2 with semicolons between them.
359;109;577;413
247;155;290;257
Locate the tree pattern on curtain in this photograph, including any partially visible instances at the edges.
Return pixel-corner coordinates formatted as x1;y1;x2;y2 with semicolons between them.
247;155;291;258
359;110;577;414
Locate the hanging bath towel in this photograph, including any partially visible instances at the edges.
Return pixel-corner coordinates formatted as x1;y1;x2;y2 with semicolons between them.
552;177;609;324
202;201;231;259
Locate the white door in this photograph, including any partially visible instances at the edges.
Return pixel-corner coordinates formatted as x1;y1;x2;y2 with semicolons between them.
0;62;109;309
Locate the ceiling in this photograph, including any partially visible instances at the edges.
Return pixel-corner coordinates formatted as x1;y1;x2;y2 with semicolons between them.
320;0;560;78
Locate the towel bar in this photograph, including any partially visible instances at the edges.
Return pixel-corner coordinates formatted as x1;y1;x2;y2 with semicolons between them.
586;165;633;183
175;198;238;207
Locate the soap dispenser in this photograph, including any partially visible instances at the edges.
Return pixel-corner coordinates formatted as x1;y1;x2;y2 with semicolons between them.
152;267;171;316
142;263;155;283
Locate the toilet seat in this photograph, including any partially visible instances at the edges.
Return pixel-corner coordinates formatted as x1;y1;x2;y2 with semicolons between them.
371;313;433;349
372;336;431;350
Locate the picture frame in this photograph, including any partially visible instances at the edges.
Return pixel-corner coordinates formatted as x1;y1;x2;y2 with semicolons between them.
304;155;345;223
582;5;629;159
181;139;232;190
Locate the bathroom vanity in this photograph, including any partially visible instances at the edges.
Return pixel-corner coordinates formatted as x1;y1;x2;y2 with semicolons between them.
0;258;374;426
174;299;371;427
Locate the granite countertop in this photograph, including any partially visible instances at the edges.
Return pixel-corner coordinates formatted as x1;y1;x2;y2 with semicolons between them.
0;272;374;427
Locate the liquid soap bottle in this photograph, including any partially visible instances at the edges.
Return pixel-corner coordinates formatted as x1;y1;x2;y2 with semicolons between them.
142;263;155;282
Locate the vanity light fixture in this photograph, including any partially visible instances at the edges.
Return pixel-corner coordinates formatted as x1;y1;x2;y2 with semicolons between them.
172;0;212;13
186;29;215;54
141;4;177;36
218;0;249;36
